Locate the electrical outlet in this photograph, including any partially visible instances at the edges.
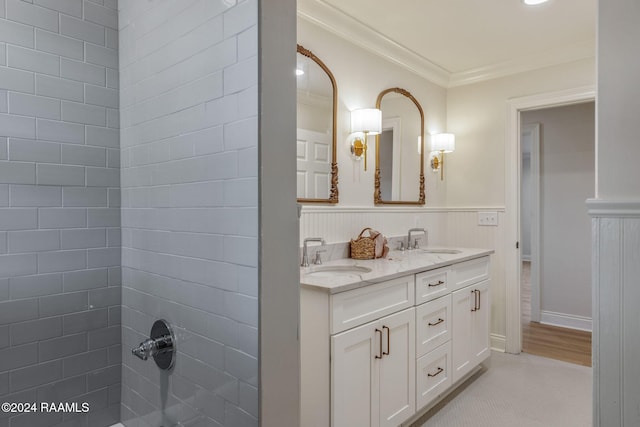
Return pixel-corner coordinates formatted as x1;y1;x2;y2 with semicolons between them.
478;211;498;226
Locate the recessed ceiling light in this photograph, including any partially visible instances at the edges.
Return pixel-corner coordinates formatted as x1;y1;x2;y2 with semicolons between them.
523;0;549;5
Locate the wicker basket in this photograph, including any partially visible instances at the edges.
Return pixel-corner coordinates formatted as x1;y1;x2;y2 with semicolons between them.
350;228;379;260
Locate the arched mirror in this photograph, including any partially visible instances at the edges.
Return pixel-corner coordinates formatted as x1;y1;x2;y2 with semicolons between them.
374;88;425;205
296;44;338;203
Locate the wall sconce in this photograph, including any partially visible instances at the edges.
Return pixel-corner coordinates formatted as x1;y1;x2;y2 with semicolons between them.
430;133;455;180
350;108;381;171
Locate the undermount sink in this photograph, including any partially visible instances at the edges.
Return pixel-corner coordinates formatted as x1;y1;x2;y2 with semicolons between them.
419;249;462;254
305;265;372;278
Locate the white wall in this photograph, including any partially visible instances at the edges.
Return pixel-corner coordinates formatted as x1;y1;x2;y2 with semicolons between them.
446;58;595;207
522;103;595;327
597;2;640;199
298;18;448;208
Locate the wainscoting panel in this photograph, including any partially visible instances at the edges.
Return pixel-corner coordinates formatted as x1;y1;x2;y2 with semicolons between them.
300;207;450;247
588;200;640;427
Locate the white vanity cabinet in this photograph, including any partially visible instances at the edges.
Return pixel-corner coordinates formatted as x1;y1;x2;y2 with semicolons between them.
300;252;492;427
332;307;415;427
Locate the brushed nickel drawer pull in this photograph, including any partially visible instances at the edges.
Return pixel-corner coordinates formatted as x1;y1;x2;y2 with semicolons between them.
428;367;444;377
428;280;445;288
428;318;445;327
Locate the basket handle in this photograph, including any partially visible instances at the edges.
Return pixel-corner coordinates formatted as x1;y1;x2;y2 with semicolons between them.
357;227;374;238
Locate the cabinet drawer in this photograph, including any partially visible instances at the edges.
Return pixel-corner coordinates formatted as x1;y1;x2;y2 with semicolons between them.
416;294;451;357
330;275;415;334
415;267;450;304
452;256;490;291
416;341;452;409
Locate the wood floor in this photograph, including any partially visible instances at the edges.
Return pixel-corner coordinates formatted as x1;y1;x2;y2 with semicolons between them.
521;261;592;367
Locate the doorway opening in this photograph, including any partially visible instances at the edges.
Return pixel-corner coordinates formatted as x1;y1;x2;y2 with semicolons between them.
518;105;594;366
504;86;595;356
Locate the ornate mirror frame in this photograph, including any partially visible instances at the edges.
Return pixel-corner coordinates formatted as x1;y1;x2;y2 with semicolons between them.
296;44;339;204
374;87;425;205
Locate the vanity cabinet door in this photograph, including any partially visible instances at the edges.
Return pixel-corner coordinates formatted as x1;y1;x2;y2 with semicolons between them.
452;280;491;383
331;321;377;427
471;280;490;366
451;286;473;383
331;308;415;427
378;308;415;427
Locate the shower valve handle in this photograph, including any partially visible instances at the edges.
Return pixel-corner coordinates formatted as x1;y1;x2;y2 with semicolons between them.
131;319;176;370
132;335;173;360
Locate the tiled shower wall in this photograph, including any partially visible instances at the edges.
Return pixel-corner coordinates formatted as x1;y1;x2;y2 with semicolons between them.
119;1;258;426
0;1;121;426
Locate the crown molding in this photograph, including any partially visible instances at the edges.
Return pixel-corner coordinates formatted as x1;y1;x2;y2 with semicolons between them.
448;41;595;87
298;0;595;88
297;0;451;88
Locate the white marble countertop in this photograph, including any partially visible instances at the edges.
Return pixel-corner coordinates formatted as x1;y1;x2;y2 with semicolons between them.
300;247;494;294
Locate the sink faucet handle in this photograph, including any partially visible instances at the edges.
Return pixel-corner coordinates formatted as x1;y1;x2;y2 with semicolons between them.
313;250;326;265
302;237;325;267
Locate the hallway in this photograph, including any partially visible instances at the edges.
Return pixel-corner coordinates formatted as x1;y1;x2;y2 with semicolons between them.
521;261;591;367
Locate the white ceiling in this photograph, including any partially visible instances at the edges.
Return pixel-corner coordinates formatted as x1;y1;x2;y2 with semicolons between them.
298;0;596;87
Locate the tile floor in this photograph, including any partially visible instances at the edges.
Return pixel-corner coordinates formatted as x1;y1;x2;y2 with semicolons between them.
414;351;592;427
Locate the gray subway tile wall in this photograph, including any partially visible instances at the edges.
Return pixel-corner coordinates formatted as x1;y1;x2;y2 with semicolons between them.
2;1;261;426
119;0;258;425
0;1;120;426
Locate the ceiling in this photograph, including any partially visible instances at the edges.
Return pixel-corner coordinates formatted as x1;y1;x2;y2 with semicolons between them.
298;0;596;87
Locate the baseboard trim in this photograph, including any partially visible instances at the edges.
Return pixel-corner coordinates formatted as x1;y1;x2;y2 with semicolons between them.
490;334;506;352
540;310;592;332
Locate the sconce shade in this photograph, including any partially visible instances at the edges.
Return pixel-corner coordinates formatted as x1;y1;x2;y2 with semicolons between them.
351;109;382;135
431;133;455;153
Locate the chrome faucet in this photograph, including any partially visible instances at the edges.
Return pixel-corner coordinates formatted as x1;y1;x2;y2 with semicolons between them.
301;237;325;267
407;228;427;249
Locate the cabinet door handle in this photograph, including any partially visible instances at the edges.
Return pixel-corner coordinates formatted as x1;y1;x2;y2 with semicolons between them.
428;318;444;326
428;280;445;288
471;289;478;312
428;367;444;378
375;329;383;359
477;289;481;311
382;325;390;356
